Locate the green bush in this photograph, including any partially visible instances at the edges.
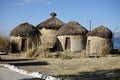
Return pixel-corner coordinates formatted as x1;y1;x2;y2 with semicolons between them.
0;34;9;52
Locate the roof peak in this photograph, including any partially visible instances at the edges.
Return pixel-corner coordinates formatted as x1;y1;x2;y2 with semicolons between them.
50;12;57;18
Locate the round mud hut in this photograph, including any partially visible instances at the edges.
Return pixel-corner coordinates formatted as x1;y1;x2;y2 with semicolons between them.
10;22;41;53
36;12;65;50
56;21;88;52
86;26;113;56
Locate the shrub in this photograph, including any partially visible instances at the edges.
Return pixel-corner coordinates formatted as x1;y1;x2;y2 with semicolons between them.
24;49;35;58
39;46;49;58
101;48;110;57
0;34;9;52
33;45;49;58
24;45;50;58
50;51;82;59
62;51;79;59
60;52;72;60
110;49;120;55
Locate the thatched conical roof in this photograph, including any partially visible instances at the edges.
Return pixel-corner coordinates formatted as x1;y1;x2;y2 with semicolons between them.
36;12;65;30
86;26;112;38
10;22;41;37
56;21;88;36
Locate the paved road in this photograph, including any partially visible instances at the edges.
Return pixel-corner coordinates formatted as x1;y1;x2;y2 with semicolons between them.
0;66;41;80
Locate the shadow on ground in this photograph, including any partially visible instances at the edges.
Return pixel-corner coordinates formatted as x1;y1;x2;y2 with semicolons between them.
0;59;33;62
19;78;44;80
0;58;49;66
59;69;120;80
9;61;49;66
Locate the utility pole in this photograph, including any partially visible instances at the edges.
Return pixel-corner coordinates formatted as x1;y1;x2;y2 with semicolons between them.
113;27;119;48
87;20;91;31
89;20;91;31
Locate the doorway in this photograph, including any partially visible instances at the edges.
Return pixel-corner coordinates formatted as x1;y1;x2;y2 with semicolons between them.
65;37;71;50
87;40;91;54
21;39;27;51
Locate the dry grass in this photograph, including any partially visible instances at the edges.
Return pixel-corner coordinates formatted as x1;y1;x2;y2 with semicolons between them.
36;57;120;76
0;33;9;52
23;45;50;58
1;54;120;80
23;49;35;58
33;45;49;58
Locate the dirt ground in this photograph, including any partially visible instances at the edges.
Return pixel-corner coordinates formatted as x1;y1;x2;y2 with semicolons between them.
0;54;120;80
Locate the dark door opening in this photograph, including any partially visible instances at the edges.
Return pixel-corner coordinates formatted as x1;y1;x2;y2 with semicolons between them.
21;39;27;51
87;40;91;54
65;37;71;50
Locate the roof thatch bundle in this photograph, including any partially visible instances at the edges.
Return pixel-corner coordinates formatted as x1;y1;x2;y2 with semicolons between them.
10;22;41;37
36;12;65;30
56;21;88;36
86;26;112;38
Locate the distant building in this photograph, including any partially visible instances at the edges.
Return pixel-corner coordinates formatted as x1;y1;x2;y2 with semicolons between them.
56;21;88;52
10;23;41;53
36;12;65;50
86;26;113;56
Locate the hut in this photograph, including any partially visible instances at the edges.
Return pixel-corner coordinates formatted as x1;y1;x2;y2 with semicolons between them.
56;21;88;52
10;22;41;53
86;26;113;56
36;12;65;50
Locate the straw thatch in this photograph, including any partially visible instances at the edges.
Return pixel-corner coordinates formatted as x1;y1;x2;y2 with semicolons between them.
10;22;41;37
36;12;65;30
86;26;112;38
56;21;88;36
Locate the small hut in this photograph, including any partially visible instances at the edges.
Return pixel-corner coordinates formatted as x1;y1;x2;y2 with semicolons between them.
56;21;88;52
36;12;65;50
10;22;41;53
86;26;113;56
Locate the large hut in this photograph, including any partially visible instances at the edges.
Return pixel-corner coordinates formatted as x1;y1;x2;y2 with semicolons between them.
86;26;113;56
10;22;41;53
56;21;88;52
36;12;65;50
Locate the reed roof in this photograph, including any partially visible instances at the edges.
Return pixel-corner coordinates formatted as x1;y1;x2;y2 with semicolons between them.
86;26;112;38
10;22;41;37
36;12;65;30
56;21;88;36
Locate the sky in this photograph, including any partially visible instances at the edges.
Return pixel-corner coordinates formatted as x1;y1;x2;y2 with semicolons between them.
0;0;120;36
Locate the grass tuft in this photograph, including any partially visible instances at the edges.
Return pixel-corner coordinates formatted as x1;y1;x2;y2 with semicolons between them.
24;49;35;58
0;33;9;52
